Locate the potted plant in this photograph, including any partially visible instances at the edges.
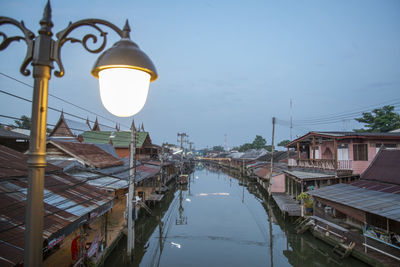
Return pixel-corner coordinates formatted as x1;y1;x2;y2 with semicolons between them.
298;192;314;214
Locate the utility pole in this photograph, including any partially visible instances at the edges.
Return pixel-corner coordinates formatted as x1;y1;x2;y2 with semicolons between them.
268;117;276;195
159;145;164;193
127;120;136;258
189;141;194;153
224;134;227;151
177;132;188;173
290;99;293;141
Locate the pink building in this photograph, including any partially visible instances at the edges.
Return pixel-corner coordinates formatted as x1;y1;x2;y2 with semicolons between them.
286;131;400;175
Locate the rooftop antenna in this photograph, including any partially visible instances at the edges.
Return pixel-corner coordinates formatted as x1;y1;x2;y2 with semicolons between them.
290;98;293;141
224;134;227;151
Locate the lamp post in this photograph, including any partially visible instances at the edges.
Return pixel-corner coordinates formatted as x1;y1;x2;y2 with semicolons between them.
0;1;157;266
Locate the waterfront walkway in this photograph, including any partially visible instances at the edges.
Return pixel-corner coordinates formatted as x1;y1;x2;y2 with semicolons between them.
272;193;301;217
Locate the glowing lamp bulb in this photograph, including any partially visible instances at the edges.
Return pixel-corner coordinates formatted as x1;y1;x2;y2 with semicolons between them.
98;68;151;117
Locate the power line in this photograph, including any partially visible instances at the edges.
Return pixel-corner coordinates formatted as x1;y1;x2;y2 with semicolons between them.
277;103;400;127
294;100;400;123
0;88;122;131
0;72;130;129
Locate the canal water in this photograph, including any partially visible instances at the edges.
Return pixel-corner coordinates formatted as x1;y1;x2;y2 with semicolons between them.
105;165;368;267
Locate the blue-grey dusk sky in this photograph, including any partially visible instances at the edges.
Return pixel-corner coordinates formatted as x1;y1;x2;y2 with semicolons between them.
1;0;399;149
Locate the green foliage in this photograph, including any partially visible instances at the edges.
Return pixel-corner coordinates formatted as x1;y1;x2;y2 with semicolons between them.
238;143;253;152
304;199;313;209
354;105;400;132
298;192;313;208
278;140;290;147
14;115;31;130
212;145;224;152
237;135;270;152
297;192;309;201
162;142;175;147
252;135;267;149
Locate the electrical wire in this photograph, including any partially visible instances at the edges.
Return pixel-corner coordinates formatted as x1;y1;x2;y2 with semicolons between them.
0;88;121;130
0;72;130;129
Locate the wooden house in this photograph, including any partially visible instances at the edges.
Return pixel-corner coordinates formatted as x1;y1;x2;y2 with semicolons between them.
49;112;91;138
286;131;400;175
308;149;400;265
82;130;160;159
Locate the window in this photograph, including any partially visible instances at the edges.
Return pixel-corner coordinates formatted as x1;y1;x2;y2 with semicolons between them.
338;144;349;160
353;144;368;161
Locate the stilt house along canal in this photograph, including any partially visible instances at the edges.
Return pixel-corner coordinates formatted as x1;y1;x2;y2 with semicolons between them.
105;165;368;267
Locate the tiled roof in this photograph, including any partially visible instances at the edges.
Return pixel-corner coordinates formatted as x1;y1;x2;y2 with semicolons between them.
49;141;123;169
82;131;149;148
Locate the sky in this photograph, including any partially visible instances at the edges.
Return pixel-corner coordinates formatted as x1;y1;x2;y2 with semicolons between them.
0;0;399;150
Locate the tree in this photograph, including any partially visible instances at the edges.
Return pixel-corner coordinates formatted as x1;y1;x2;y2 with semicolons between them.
278;140;290;147
236;135;269;152
252;135;267;150
212;145;224;152
354;105;400;132
238;143;252;152
14;115;31;129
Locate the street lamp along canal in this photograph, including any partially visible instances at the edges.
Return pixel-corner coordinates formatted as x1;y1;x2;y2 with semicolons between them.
0;1;157;266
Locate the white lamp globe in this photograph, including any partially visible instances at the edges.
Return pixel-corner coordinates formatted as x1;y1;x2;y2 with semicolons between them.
92;30;157;117
98;68;151;117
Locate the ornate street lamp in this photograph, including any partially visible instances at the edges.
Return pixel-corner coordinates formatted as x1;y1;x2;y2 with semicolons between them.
0;1;157;265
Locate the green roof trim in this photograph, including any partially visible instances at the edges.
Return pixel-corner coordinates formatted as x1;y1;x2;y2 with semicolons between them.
82;131;149;148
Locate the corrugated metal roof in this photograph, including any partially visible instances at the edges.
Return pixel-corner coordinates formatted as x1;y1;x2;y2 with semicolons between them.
68;160;160;188
351;180;400;195
47;158;84;172
0;128;29;140
0;145;60;178
227;152;244;159
49;141;123;169
94;143;119;158
284;170;335;180
70;171;129;190
361;149;400;185
308;183;400;222
10;128;30;136
136;164;160;183
0;171;113;266
240;149;268;160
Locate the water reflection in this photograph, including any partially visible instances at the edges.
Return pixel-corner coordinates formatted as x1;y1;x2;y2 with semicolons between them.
105;165;368;267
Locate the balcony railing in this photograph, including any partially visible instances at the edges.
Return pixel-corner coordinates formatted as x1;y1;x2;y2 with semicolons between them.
288;159;352;171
